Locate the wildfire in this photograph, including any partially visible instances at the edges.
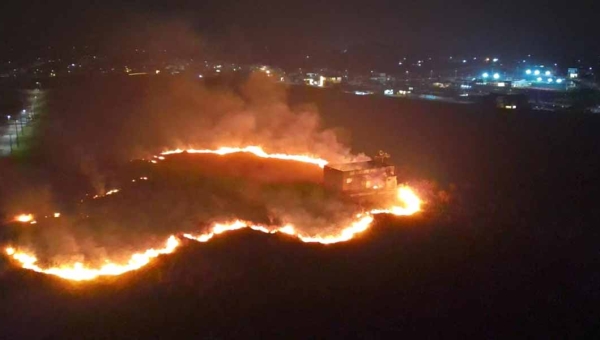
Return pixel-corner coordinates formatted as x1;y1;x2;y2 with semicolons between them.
371;186;422;216
161;145;329;168
14;214;34;223
92;189;120;199
4;236;181;281
2;147;423;282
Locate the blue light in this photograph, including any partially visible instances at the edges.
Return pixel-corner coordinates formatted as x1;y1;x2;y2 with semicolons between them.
534;70;540;76
536;77;542;82
526;69;532;75
556;78;563;84
493;73;500;79
482;72;489;78
547;78;553;83
545;71;551;76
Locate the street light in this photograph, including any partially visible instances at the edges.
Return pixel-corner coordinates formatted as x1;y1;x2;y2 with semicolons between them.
526;69;532;75
7;116;13;153
493;73;500;80
7;115;19;147
18;112;24;131
534;70;540;76
482;72;489;78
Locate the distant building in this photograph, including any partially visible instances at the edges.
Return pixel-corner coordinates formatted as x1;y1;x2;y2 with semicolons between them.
482;93;529;110
318;75;342;87
303;72;342;87
568;68;579;79
369;72;394;85
324;155;397;196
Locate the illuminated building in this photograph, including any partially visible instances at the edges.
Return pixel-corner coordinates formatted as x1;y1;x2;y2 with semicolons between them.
324;152;397;196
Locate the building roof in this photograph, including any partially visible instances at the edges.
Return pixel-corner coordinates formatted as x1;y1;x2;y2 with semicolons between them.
325;161;392;172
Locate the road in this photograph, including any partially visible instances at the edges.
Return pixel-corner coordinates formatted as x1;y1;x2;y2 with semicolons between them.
0;115;30;156
0;89;41;157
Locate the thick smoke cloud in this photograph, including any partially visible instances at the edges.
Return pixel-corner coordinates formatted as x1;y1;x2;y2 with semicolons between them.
0;16;373;267
45;72;362;165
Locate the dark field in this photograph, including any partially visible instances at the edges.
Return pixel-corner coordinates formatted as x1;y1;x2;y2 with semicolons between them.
1;77;599;338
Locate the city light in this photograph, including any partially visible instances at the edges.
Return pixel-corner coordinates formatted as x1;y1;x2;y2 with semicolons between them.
482;72;489;78
534;70;540;76
547;78;553;83
493;73;500;79
492;58;499;62
526;69;532;75
537;77;542;82
556;78;563;84
545;71;551;76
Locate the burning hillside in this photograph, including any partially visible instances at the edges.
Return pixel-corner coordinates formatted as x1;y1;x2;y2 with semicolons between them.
3;146;422;281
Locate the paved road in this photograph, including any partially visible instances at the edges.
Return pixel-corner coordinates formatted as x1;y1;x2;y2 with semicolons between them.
1;89;41;157
0;116;30;156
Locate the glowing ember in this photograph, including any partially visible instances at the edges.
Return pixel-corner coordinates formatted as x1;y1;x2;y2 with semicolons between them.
92;189;121;199
161;146;329;168
14;214;34;223
2;148;423;282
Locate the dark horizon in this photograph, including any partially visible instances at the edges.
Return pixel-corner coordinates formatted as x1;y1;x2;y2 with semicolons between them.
1;0;599;63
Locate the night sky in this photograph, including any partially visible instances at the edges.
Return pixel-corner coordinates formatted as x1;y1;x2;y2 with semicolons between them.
1;0;598;60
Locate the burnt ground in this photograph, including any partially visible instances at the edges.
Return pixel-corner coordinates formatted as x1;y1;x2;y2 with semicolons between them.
0;81;599;339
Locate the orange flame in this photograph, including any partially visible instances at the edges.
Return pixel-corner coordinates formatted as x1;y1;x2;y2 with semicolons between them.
4;236;180;281
92;189;120;199
3;148;422;281
14;214;34;223
161;146;329;168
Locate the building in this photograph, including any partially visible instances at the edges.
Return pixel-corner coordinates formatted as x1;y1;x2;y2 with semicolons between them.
568;68;578;79
369;72;394;85
482;93;529;110
318;75;342;87
324;153;397;196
